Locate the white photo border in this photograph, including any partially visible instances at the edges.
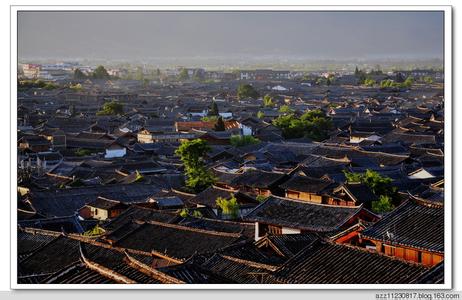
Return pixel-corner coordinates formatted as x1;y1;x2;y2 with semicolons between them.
10;5;453;290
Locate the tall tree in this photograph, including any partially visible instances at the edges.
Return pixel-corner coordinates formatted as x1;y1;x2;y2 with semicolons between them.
209;101;219;116
214;116;226;131
178;68;189;81
237;84;259;100
92;65;110;79
73;68;86;79
175;139;216;192
263;94;275;107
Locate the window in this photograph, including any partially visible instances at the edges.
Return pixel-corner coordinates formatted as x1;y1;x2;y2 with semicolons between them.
267;225;282;235
384;244;396;256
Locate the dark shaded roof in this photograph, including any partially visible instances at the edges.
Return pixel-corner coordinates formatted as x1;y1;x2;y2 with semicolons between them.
361;197;444;253
157;261;235;284
43;262;117;284
151;196;184;208
256;233;321;258
81;243;161;284
333;183;378;204
382;131;436;146
200;253;275;284
279;175;334;194
26;184;160;217
177;217;255;239
244;196;363;232
114;220;242;260
65;137;116;150
271;240;429;284
18;236;80;277
18;215;85;234
230;170;287;188
188;186;258;209
17;229;59;260
411;262;445;284
101;205;178;232
86;197;128;210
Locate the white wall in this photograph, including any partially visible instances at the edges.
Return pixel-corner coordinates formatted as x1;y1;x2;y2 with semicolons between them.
282;227;301;234
105;148;126;159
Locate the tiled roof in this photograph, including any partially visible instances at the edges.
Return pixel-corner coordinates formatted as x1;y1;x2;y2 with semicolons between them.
279;175;334;194
361;197;443;253
244;196;363;232
271;240;429;284
114;220;242;260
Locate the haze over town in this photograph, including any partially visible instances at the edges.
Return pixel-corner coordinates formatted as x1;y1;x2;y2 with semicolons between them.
16;10;446;286
19;11;443;69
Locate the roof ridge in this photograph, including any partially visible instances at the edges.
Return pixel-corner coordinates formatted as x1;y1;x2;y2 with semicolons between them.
220;254;278;271
79;243;136;284
123;251;185;284
268;194;363;209
139;219;243;238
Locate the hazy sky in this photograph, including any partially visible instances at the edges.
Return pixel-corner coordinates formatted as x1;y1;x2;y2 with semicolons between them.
18;11;444;61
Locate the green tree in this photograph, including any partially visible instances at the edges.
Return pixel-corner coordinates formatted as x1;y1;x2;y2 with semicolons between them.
92;65;110;79
209;101;219;116
74;68;87;79
201;116;218;122
75;148;92;156
257;111;265;119
343;169;398;214
96;100;124;116
256;195;268;203
237;84;259;100
44;82;58;90
179;208;189;218
192;210;203;218
272;109;333;141
214;116;226;131
279;105;294;113
175;139;216;192
403;76;414;88
263;94;275;107
216;194;239;219
372;195;395;213
423;76;433;84
230;135;261;147
83;224;105;237
363;78;376;87
178;68;189;81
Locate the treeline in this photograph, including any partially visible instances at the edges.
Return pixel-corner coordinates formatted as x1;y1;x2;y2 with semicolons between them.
18;79;59;91
74;65;115;80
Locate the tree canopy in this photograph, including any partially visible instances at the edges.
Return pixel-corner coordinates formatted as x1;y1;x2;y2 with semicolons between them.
178;68;189;81
92;65;110;79
175;139;216;192
279;105;294;113
214;116;226;131
209;101;219;116
230;135;260;147
272;109;333;141
73;68;87;79
237;84;259;100
263;94;275;107
216;194;239;219
96;101;124;116
343;169;397;213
